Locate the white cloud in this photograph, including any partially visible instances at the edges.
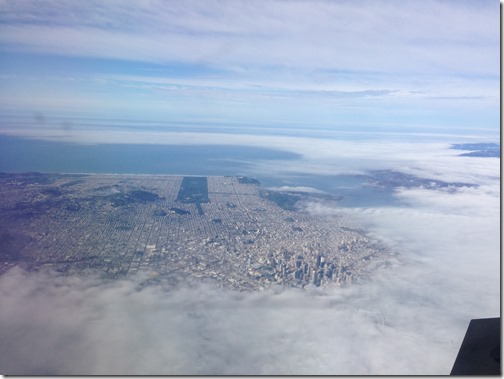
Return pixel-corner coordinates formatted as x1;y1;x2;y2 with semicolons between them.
0;0;498;76
0;264;481;375
0;1;498;130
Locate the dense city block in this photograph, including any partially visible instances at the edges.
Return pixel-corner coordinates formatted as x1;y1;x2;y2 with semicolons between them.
0;173;391;290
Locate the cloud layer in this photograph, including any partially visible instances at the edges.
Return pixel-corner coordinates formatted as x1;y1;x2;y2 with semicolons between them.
0;1;499;131
0;263;486;375
0;0;498;75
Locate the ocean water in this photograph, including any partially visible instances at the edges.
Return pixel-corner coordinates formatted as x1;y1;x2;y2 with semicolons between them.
0;135;398;207
0;135;299;176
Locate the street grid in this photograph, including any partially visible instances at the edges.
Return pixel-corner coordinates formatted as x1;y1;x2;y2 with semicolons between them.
0;173;391;290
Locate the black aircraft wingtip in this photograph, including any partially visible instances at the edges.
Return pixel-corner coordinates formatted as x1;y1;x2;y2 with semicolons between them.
450;317;500;375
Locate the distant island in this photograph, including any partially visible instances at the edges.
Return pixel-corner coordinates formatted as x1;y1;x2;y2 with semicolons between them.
451;143;500;158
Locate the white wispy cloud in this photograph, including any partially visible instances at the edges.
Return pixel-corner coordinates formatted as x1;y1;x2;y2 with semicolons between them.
0;1;498;77
0;0;498;74
0;1;498;129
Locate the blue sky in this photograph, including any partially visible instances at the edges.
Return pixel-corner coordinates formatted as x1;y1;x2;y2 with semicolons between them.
0;0;499;140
